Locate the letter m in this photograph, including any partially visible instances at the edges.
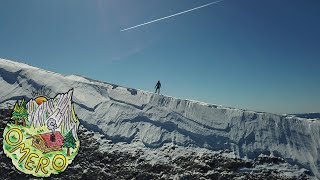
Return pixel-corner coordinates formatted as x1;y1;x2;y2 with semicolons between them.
10;143;30;163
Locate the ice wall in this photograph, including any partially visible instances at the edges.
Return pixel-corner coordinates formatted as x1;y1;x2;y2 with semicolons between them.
1;58;319;177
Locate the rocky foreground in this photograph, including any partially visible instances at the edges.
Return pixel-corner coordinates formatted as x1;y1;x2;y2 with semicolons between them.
0;109;312;180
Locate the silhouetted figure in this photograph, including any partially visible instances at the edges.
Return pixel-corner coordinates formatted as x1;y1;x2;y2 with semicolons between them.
155;80;161;94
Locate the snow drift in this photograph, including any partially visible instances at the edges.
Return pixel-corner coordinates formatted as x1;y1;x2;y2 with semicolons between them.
0;58;319;178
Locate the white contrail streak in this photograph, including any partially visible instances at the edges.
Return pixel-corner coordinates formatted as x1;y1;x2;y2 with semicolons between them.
120;0;225;32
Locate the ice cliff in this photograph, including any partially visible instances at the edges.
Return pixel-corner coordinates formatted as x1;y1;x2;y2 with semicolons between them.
0;58;319;178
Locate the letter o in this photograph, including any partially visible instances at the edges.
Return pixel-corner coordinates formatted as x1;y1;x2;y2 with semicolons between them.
52;154;66;171
5;128;23;146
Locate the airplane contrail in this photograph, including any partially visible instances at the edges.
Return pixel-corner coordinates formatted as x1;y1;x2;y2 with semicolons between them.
120;0;225;32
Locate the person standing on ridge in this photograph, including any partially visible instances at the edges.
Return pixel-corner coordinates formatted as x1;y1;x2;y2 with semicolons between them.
155;80;161;94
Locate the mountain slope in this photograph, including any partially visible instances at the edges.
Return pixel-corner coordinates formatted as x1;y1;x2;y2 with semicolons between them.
0;58;319;178
0;109;310;179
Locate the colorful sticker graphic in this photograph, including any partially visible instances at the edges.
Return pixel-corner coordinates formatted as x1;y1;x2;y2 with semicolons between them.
2;89;80;177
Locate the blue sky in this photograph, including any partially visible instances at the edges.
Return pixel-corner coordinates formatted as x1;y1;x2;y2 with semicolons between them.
0;0;319;114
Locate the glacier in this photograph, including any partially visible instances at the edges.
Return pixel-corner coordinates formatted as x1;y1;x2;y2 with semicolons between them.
0;58;319;178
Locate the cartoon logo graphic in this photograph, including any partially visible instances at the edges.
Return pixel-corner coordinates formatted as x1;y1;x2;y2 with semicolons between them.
2;89;80;177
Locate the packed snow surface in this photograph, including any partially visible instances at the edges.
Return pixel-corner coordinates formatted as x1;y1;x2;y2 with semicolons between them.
0;58;319;178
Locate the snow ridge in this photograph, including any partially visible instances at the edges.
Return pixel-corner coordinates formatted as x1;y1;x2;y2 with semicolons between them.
0;58;319;178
